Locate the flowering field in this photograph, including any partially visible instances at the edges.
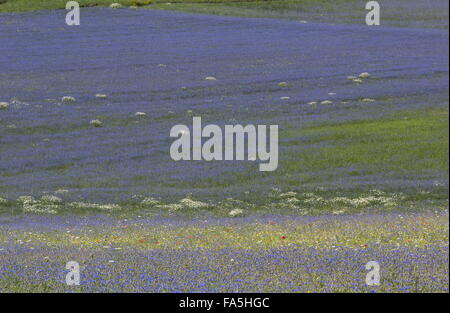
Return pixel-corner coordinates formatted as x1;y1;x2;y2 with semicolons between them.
0;4;448;293
0;212;448;292
0;8;448;207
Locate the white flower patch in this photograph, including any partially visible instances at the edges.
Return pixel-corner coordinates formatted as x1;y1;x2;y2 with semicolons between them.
22;199;59;214
141;197;160;206
294;190;403;211
359;72;371;79
0;197;7;205
0;102;9;109
17;196;35;204
361;98;376;102
135;112;146;117
179;198;209;209
40;195;63;204
229;209;244;217
302;195;326;206
278;82;289;87
16;195;64;214
205;76;217;81
329;192;402;208
62;96;76;103
320;100;333;105
283;197;301;205
281;197;302;209
23;204;58;214
95;94;107;99
90;119;103;127
279;191;298;199
109;3;123;8
68;202;121;212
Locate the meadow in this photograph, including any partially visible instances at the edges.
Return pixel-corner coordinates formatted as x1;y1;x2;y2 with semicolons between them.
0;212;448;292
0;2;448;292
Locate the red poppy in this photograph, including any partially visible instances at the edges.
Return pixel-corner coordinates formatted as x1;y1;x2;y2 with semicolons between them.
281;236;286;240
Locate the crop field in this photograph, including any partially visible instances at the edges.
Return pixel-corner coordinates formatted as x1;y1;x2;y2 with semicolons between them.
0;1;448;293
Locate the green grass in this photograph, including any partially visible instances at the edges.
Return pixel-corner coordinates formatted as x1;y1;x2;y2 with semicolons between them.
281;107;449;175
0;0;154;12
0;0;351;13
151;0;361;19
173;106;448;191
146;0;450;29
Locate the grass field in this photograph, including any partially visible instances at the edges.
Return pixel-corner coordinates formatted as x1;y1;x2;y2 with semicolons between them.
0;0;364;13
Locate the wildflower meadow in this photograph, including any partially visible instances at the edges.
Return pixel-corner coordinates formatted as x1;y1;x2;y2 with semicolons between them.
0;1;448;293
